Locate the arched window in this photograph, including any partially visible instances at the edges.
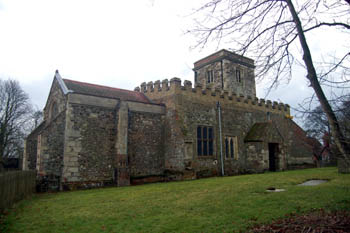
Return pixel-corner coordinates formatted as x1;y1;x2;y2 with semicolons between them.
225;136;238;160
267;112;271;121
230;138;234;158
236;69;241;83
207;70;214;83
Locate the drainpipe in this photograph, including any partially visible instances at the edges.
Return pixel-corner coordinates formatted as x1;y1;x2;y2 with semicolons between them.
217;101;225;176
220;60;224;89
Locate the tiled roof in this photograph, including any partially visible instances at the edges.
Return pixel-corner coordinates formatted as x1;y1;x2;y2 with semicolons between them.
306;136;322;155
63;79;151;104
244;122;283;143
244;122;270;142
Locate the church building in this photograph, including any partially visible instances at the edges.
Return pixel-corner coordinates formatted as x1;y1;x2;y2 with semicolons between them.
24;49;314;190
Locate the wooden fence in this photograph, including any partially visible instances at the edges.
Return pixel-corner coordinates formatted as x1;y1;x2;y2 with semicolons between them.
0;170;36;213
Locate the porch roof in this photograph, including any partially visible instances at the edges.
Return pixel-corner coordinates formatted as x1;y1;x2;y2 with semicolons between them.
244;122;283;143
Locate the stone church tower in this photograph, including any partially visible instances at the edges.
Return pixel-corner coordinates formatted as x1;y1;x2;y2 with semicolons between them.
193;49;256;97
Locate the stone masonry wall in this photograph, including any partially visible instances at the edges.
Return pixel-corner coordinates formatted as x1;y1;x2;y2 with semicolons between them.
25;135;38;170
245;142;268;173
177;91;283;176
176;99;220;178
139;79;313;177
220;106;266;174
193;50;256;98
62;103;117;189
138;80;187;180
128;111;165;181
43;78;67;124
195;59;256;97
195;61;223;91
25;123;44;170
223;59;256;97
39;111;66;190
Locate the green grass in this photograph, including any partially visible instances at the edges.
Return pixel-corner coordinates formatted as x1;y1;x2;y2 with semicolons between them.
2;167;350;232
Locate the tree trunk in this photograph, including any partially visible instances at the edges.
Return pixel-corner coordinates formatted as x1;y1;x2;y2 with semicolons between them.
0;133;4;172
285;0;350;173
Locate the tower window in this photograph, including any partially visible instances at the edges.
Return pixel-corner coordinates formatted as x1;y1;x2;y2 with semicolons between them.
207;70;214;83
236;69;241;83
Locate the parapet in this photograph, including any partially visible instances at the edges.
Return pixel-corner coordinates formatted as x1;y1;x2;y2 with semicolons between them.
134;78;290;115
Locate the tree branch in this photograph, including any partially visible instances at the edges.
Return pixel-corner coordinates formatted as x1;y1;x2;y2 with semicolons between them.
304;22;350;32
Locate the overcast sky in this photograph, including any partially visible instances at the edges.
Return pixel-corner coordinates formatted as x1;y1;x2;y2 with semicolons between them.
0;0;348;122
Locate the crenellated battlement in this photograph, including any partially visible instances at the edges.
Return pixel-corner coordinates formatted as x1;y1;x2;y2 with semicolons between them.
134;78;290;115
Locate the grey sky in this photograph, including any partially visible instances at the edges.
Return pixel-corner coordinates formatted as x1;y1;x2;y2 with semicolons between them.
0;0;348;123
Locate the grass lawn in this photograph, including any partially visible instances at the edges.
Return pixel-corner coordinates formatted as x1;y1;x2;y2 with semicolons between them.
2;167;350;232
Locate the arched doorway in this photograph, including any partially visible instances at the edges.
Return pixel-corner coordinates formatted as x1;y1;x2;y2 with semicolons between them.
268;143;279;171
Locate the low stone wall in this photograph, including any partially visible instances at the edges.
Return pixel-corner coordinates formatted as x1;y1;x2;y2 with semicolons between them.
0;171;36;213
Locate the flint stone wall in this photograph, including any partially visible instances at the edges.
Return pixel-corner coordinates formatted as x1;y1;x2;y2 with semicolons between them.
44;79;67;125
174;92;287;176
62;102;117;189
142;81;312;177
25;123;45;170
194;50;256;98
38;111;66;190
223;59;256;97
128;111;165;181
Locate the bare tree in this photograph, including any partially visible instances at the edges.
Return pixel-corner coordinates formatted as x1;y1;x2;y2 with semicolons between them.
0;79;33;172
304;106;329;142
32;110;43;129
188;0;350;172
304;99;350;143
337;99;350;142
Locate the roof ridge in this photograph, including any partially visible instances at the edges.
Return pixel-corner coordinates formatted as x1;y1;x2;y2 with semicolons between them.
63;78;139;94
63;78;151;104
